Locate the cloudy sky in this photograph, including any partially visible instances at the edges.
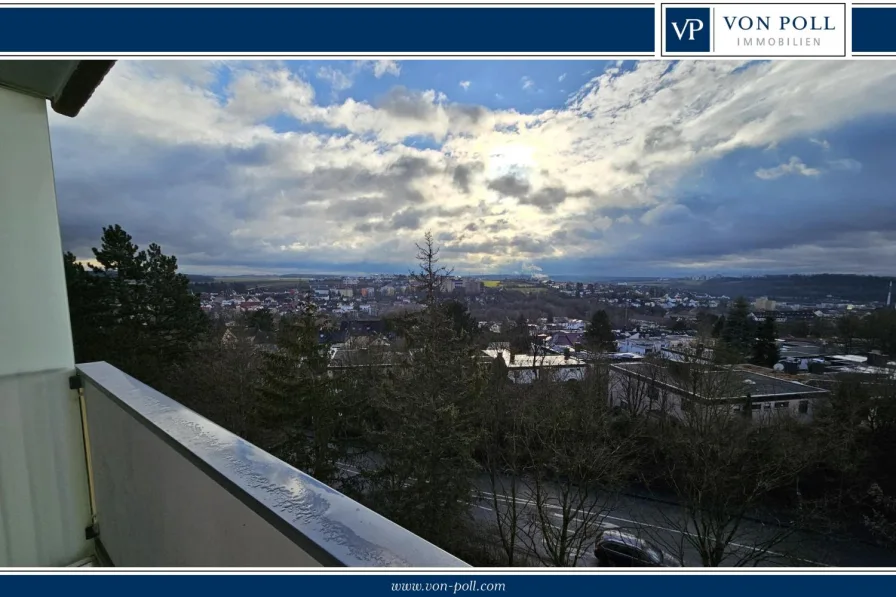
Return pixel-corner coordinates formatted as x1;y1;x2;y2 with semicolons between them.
50;59;896;277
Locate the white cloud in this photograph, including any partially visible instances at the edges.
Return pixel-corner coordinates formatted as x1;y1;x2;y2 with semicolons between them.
459;80;471;91
521;76;535;91
810;137;831;150
828;158;863;172
558;73;567;82
371;60;401;78
317;66;353;93
755;156;821;180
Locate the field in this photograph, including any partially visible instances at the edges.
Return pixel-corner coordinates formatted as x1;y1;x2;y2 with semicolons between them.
212;276;312;290
482;280;502;288
501;282;548;294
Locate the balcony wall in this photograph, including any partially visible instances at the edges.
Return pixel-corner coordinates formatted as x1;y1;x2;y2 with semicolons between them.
0;85;92;566
77;362;468;567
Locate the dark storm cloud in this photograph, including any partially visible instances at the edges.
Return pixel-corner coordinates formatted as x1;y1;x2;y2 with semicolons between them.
377;86;489;130
388;208;424;231
289;155;446;220
449;104;488;126
378;86;437;120
389;155;440;178
292;164;427;207
441;235;548;257
594;205;649;220
519;186;567;212
332;196;389;218
566;227;604;241
442;239;509;255
487;175;531;198
487;176;574;213
450;161;484;194
53;132;255;259
615;161;642;175
433;205;472;218
486;219;510;233
508;235;551;254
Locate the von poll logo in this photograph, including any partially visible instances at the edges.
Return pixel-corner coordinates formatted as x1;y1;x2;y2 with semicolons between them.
665;7;711;52
663;3;847;57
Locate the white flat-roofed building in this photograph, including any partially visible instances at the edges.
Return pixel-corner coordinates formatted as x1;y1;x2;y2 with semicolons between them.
609;360;829;423
482;349;587;384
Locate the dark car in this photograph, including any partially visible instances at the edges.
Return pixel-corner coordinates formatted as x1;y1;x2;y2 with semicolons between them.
594;530;682;567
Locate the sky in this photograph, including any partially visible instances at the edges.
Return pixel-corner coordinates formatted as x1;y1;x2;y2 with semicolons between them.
49;59;896;277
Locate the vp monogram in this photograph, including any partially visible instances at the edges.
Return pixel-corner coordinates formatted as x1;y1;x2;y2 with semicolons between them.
671;18;705;41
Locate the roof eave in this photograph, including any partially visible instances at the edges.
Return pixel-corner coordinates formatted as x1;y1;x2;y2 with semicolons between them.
51;60;116;118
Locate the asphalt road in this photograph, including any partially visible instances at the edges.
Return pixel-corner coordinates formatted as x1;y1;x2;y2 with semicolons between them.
335;463;896;567
468;475;896;567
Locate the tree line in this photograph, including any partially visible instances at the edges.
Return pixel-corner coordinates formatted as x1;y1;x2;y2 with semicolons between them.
64;225;896;566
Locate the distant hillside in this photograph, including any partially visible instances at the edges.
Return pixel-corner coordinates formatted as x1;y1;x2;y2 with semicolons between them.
659;274;893;303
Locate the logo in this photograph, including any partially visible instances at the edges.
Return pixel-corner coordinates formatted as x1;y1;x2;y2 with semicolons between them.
672;18;704;41
665;7;711;53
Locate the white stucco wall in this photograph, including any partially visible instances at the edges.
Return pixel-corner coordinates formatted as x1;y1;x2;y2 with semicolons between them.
0;87;92;565
508;365;586;384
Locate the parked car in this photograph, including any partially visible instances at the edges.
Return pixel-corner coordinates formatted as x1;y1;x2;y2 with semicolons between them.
594;530;682;567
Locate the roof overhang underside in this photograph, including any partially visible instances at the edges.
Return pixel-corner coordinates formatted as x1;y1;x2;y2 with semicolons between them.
0;60;115;118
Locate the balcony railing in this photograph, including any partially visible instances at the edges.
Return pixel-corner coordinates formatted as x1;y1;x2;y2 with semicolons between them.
76;361;468;567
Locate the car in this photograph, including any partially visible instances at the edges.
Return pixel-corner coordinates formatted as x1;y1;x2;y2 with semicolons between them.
594;530;683;567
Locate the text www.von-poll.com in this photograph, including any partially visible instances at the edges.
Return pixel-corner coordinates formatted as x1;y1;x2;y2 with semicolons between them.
391;581;506;593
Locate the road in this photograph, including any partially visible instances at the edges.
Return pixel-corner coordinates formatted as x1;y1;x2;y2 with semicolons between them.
335;463;896;567
468;475;896;567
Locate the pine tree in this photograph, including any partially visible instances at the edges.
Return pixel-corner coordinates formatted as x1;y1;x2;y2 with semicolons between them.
720;297;754;362
751;316;780;368
361;232;485;548
64;224;206;384
257;297;351;486
443;299;477;339
247;308;275;332
585;310;616;353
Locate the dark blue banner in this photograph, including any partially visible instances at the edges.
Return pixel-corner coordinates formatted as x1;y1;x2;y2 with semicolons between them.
0;7;655;54
2;574;896;595
853;6;896;53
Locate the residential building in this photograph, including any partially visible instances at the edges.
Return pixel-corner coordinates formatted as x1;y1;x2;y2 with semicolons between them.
0;61;464;568
548;332;584;352
482;349;587;384
608;360;829;423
